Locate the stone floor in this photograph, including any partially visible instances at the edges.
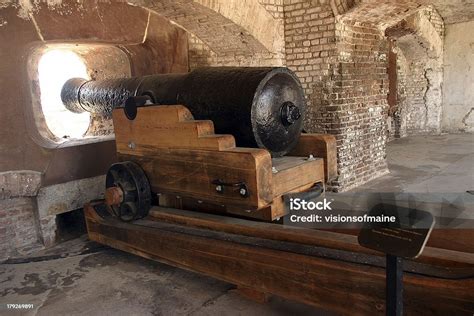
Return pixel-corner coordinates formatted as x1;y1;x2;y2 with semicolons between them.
1;134;472;315
0;236;324;316
356;134;474;193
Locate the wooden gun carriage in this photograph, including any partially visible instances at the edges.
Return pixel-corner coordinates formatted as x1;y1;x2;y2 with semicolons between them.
63;68;473;315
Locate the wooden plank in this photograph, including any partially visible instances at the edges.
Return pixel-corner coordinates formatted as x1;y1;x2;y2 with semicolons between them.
148;206;364;253
119;147;273;209
329;228;474;255
202;155;325;221
226;182;316;221
289;134;337;182
146;206;474;271
426;229;474;254
159;193;289;222
272;156;325;197
157;182;312;222
322;193;474;254
84;204;474;316
113;105;236;153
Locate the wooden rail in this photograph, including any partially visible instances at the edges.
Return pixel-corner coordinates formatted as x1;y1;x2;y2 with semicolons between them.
85;202;474;315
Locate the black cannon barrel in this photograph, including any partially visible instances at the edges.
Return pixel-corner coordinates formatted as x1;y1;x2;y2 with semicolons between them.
61;67;306;157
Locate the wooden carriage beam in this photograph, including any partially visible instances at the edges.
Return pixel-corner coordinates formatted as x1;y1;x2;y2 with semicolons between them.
84;203;474;315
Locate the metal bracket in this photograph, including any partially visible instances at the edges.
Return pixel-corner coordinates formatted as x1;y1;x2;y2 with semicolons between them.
283;183;324;202
212;179;249;197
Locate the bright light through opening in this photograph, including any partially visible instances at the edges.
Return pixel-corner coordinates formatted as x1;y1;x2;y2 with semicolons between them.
38;50;90;139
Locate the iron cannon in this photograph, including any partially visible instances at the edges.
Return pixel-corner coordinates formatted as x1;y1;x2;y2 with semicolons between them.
61;67;306;157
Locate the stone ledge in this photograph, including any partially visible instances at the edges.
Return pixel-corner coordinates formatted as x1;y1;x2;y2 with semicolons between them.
37;175;105;218
0;170;42;199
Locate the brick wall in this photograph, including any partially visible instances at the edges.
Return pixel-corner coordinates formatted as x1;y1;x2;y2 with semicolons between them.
387;7;444;137
423;5;444;38
0;198;42;259
258;0;285;18
404;60;431;134
391;44;409;138
332;0;361;15
283;0;337;132
331;20;390;189
284;0;389;190
0;171;42;261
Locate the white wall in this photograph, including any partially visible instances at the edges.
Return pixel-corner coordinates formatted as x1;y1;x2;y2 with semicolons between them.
442;21;474;132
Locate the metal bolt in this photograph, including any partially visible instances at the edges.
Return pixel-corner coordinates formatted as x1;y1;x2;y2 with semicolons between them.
239;187;247;196
128;141;136;149
215;185;223;193
272;167;278;174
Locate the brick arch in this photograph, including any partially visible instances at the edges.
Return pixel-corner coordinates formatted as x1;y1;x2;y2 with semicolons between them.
335;0;425;30
128;0;282;56
385;9;442;58
385;9;444;136
330;0;361;16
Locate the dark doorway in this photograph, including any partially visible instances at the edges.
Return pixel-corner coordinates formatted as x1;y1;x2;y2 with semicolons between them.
388;41;398;116
56;209;87;242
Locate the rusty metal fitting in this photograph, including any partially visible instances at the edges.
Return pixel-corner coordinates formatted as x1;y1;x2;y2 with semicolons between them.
105;186;124;206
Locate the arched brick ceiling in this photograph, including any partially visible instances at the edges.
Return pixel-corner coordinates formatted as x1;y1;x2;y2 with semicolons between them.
7;0;281;57
128;0;282;56
330;0;361;15
423;0;474;24
333;0;474;28
194;0;284;54
333;1;425;30
385;10;443;59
